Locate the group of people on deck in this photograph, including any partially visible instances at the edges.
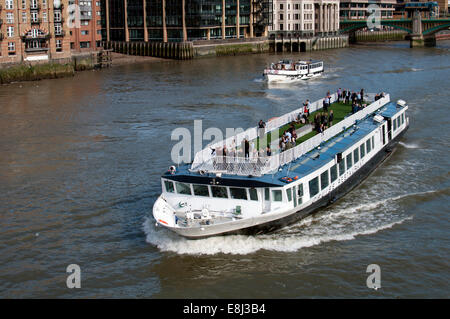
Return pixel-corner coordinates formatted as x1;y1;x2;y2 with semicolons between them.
279;124;298;152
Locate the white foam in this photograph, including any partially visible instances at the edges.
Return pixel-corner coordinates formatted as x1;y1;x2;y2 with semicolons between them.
142;191;432;255
399;141;420;149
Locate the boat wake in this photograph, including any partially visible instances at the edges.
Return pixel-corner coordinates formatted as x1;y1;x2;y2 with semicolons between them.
399;141;420;149
141;191;437;255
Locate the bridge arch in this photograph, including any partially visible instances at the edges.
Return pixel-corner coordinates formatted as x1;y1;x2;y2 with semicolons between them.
423;23;450;35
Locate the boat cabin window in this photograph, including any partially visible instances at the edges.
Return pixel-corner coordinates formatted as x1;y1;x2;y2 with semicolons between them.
249;188;258;201
309;177;319;197
230;187;248;200
175;182;192;195
286;188;293;202
397;117;401;128
366;139;372;153
360;144;365;159
330;164;338;183
320;171;329;190
346;153;353;170
193;184;209;197
353;148;359;164
297;184;304;205
164;180;175;193
401;113;405;125
372;136;375;149
338;158;346;176
264;188;270;201
272;189;282;202
211;186;228;198
393;117;397;131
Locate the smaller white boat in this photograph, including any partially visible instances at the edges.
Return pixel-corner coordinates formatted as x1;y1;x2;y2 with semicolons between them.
263;60;324;83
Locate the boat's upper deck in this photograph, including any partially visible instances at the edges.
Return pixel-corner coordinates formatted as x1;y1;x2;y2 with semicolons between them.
165;101;407;188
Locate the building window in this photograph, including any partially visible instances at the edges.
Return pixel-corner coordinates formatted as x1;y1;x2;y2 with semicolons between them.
6;12;14;24
280;24;284;31
42;0;47;8
280;4;283;10
22;12;27;23
55;24;62;35
280;14;283;20
6;0;13;9
7;27;14;38
56;39;62;52
81;30;89;35
8;42;16;54
43;12;48;22
55;11;62;22
22;0;26;9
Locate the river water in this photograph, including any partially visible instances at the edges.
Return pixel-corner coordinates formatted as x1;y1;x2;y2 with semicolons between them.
0;41;449;298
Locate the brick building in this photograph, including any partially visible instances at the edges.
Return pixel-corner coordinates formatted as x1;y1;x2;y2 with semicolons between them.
69;0;102;51
0;0;71;64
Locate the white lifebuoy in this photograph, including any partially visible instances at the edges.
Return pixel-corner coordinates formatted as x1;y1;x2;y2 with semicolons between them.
169;166;176;174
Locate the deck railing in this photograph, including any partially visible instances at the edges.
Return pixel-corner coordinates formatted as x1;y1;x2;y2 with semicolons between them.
190;93;389;176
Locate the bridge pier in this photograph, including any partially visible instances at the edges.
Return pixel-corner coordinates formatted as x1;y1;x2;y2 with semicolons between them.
409;34;437;47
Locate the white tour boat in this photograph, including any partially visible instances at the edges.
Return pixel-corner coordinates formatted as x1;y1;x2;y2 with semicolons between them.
263;60;324;82
153;92;409;239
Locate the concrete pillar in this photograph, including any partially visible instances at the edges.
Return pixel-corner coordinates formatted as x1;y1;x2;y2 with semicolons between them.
236;0;240;38
143;0;148;42
222;0;226;39
162;0;168;42
106;0;110;41
207;28;211;40
319;4;323;34
124;0;129;41
250;0;254;38
182;0;187;41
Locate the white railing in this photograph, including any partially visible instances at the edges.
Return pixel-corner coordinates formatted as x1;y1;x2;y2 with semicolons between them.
191;93;390;176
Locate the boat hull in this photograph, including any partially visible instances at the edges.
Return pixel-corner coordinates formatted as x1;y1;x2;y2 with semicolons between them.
163;125;408;239
266;71;322;83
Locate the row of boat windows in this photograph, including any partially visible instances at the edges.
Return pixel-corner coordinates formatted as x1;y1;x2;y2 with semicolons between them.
164;181;260;201
309;63;322;69
309;135;375;197
393;112;405;132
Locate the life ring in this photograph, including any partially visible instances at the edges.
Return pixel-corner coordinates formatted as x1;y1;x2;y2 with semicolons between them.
168;166;176;174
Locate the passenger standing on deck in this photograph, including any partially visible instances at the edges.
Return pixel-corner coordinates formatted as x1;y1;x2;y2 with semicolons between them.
303;99;310;117
342;89;347;103
360;88;365;102
266;146;271;157
346;90;351;104
337;88;342;102
244;138;250;159
329;110;334;126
